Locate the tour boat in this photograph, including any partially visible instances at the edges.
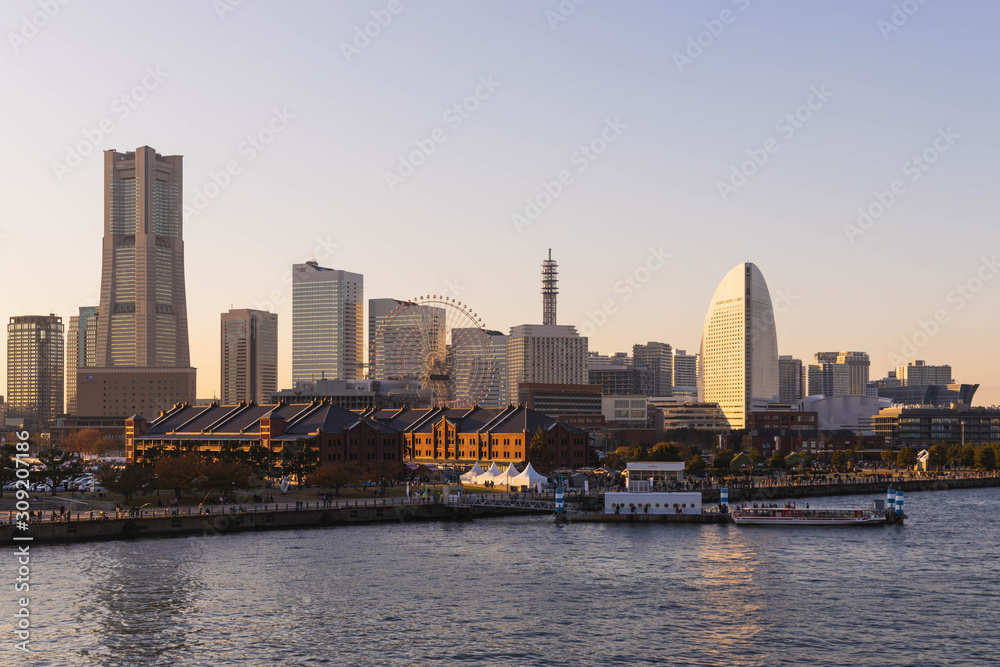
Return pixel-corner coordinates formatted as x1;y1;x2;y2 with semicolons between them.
732;502;888;526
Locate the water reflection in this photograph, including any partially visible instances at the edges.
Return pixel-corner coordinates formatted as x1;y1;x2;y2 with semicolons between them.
75;540;202;666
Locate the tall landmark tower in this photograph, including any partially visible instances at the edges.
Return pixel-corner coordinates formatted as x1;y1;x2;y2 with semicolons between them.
77;146;196;419
95;146;189;367
698;262;779;429
542;249;558;326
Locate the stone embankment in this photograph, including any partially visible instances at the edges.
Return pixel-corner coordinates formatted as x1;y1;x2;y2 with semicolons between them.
700;475;1000;503
0;500;547;544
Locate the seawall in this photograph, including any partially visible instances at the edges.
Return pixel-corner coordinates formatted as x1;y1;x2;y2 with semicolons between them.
1;502;546;545
700;475;1000;503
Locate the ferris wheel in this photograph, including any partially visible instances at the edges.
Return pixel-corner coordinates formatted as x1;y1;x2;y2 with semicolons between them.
370;296;497;408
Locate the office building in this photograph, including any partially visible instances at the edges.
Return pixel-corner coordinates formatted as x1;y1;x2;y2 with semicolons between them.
367;297;445;381
66;306;98;414
671;349;698;390
588;364;651;396
632;342;673;396
221;309;278;405
506;250;587;404
778;355;803;403
95;147;190;368
507;325;588;404
292;261;363;383
874;406;1000;446
698;263;779;430
836;351;870;395
7;314;64;428
896;360;953;386
80;146;196;416
450;328;506;408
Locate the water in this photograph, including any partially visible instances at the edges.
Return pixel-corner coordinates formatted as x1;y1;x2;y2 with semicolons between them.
8;487;1000;666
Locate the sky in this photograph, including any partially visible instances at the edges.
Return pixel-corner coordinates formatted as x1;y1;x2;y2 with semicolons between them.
1;0;998;406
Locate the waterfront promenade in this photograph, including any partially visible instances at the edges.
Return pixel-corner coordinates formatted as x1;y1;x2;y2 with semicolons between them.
2;471;997;544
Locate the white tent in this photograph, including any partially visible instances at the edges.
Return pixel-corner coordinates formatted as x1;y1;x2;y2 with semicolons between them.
495;463;521;486
511;462;548;488
474;461;502;485
459;462;485;484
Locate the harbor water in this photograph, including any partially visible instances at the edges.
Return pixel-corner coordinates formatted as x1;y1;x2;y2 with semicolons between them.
8;487;1000;666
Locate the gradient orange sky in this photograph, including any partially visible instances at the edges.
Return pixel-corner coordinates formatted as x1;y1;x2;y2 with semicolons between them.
1;1;997;406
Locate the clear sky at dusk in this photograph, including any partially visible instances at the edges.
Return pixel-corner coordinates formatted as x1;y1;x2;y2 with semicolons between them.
1;1;998;405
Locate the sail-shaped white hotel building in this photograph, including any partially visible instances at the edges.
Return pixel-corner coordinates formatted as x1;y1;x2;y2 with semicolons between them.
698;263;779;430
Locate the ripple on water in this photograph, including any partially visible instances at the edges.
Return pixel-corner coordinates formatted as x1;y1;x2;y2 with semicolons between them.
22;488;1000;666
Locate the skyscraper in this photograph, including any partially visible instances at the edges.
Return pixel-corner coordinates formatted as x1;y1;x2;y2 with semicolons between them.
66;306;98;414
814;351;870;395
633;341;673;396
698;263;779;430
7;314;64;428
896;360;953;386
778;355;803;403
803;362;849;397
292;261;363;383
506;249;587;404
451;328;507;408
506;325;588;404
221;309;278;405
836;351;870;395
96;146;189;367
78;146;196;417
368;298;446;381
671;349;699;390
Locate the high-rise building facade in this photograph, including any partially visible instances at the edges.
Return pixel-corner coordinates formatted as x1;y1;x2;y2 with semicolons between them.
671;349;698;390
7;314;64;428
66;306;98;414
367;298;444;381
633;342;673;396
698;263;779;430
778;355;803;403
837;351;870;395
78;146;196;417
96;147;189;368
221;309;278;405
814;351;870;396
450;328;507;408
803;362;849;398
292;261;363;383
506;325;588;405
896;360;953;386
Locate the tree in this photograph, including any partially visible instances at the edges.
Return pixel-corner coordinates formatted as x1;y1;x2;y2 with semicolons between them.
246;443;274;478
729;452;751;473
36;447;83;495
830;450;846;471
881;447;898;467
974;445;996;470
154;453;203;500
927;444;948;471
648;442;682;462
526;427;555;473
96;462;152;502
199;460;253;494
67;428;103;456
0;445;18;498
747;448;764;466
279;439;319;485
309;462;361;496
769;450;787;470
896;446;917;470
685;454;706;477
959;444;977;469
713;449;734;471
845;448;858;469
